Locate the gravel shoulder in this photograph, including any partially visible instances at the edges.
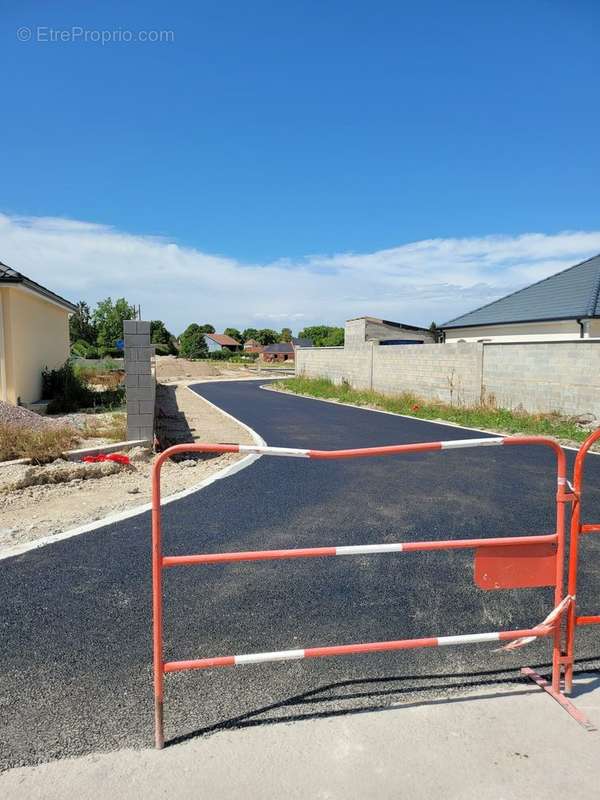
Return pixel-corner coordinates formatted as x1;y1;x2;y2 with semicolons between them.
0;383;255;556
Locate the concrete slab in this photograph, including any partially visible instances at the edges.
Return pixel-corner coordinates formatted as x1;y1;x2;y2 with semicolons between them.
2;674;599;800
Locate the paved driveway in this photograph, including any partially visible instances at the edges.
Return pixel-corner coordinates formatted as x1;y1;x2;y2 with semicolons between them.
1;379;599;770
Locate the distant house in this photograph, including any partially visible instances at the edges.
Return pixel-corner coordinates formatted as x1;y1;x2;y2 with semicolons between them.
345;317;435;347
442;254;600;343
203;333;241;352
0;261;76;405
243;338;264;354
261;337;313;362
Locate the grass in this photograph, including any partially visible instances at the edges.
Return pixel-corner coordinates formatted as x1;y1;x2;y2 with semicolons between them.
82;413;127;442
276;376;590;443
0;423;80;463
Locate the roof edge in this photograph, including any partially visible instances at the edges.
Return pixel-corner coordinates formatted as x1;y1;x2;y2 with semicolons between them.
442;313;600;331
442;252;600;328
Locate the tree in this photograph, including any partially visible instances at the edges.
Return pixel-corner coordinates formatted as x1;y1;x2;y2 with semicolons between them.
198;324;215;334
429;321;440;343
151;320;177;355
93;297;136;355
298;325;344;347
224;327;242;343
321;328;344;346
150;320;173;345
255;328;279;345
179;324;208;360
242;327;259;343
69;301;96;345
279;327;292;343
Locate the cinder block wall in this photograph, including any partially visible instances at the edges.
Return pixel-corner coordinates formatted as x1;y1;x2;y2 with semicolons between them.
482;341;600;416
124;320;156;442
296;338;600;417
372;342;483;405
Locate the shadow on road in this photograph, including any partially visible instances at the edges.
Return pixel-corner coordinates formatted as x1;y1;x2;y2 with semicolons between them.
167;659;600;748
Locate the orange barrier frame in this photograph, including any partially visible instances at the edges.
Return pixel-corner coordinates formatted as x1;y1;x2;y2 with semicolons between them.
565;429;600;694
151;436;577;748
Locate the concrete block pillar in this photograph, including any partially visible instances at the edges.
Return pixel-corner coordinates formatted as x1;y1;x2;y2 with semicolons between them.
124;320;155;442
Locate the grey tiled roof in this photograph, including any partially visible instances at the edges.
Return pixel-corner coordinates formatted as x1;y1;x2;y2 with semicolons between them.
0;263;20;280
443;254;600;329
263;342;294;353
0;261;76;311
0;260;77;311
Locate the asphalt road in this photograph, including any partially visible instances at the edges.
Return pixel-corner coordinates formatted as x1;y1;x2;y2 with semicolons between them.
1;379;600;771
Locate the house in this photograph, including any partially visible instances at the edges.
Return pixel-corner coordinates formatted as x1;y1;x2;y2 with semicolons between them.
203;333;241;352
442;254;600;343
0;261;76;405
243;338;264;354
345;317;435;347
261;337;313;362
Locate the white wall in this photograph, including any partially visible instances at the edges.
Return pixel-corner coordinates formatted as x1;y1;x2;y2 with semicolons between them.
444;319;582;343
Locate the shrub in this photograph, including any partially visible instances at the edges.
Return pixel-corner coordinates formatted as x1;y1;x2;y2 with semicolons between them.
208;349;234;360
42;361;125;413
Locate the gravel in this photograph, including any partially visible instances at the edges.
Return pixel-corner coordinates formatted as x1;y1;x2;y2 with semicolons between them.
0;401;64;430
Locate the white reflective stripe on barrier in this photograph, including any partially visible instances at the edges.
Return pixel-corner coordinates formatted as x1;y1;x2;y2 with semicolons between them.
437;632;500;646
234;649;305;665
336;543;404;555
440;438;504;449
238;445;310;457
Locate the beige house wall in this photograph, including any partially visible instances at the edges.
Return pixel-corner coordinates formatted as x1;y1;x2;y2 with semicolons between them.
0;286;71;404
444;319;584;343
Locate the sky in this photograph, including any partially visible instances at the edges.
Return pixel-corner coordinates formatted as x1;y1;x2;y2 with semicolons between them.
2;1;600;334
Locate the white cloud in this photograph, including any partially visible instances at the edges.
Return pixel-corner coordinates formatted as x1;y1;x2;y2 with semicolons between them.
1;212;600;334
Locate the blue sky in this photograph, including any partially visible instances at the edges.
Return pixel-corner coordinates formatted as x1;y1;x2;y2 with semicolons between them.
2;1;600;333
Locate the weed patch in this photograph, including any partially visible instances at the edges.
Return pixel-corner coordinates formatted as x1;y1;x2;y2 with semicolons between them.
276;377;589;443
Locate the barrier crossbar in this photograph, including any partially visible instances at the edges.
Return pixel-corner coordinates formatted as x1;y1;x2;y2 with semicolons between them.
151;435;572;749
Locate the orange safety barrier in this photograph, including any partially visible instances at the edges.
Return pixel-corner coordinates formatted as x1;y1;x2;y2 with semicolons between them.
564;429;600;695
151;435;582;748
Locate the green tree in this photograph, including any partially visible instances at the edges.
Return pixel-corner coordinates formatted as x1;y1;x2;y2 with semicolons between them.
255;328;279;345
223;327;242;343
429;321;440;342
198;324;215;334
93;297;136;355
242;327;259;343
298;325;344;346
69;301;96;345
151;320;177;355
150;320;172;345
179;324;209;359
279;327;292;343
321;328;344;346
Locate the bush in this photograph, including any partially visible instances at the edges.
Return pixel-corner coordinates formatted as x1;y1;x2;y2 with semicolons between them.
42;361;125;413
208;349;234;360
71;339;99;359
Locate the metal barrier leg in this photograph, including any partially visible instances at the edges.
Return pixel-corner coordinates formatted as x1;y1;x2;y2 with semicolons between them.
152;459;165;749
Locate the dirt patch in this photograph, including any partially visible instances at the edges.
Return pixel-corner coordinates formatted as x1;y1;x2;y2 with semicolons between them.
0;385;256;556
154;355;292;383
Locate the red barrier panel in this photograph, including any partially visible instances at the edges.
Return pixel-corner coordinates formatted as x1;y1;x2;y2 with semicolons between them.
151;435;572;748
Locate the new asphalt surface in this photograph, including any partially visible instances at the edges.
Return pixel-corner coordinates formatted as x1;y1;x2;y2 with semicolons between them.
1;379;600;771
